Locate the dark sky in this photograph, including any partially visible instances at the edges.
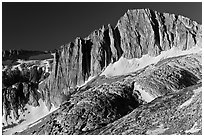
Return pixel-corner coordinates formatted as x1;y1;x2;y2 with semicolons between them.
2;2;202;51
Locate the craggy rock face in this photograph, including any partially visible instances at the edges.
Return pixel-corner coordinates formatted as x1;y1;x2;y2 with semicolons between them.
41;9;202;108
14;9;202;135
19;50;202;135
116;9;202;58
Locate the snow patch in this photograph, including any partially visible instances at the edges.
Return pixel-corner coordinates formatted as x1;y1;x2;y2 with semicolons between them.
10;58;53;72
134;83;155;102
101;45;201;77
77;75;96;88
2;99;58;135
28;119;42;128
146;124;169;135
178;97;193;109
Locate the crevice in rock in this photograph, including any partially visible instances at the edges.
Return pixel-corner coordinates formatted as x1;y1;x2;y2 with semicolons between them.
172;14;179;30
68;42;75;56
134;30;143;57
149;10;162;51
185;32;188;50
103;28;112;67
54;50;60;78
170;32;175;46
191;33;197;45
160;13;172;47
82;39;92;82
113;26;123;58
98;48;106;72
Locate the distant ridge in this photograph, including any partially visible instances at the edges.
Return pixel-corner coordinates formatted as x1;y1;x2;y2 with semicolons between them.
2;49;50;61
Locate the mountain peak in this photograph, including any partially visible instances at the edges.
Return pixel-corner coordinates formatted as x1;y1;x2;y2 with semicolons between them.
2;8;202;135
39;8;201;109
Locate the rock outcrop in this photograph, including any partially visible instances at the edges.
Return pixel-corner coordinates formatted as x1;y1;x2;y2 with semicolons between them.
35;82;141;135
116;9;202;58
40;8;202;107
89;83;202;135
18;50;202;135
13;8;202;135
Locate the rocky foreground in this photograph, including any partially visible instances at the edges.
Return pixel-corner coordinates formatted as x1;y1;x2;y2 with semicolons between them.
19;49;202;135
2;8;202;135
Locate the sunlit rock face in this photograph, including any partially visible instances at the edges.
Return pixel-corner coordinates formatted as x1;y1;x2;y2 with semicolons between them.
4;9;202;135
42;9;201;107
19;50;202;135
5;8;202;135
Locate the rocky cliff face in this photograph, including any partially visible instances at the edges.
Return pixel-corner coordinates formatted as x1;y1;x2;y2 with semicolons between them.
15;8;202;135
116;9;202;58
40;8;202;107
19;50;202;135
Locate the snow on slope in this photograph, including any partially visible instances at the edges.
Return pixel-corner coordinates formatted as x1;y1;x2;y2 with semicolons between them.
2;57;55;134
11;58;53;72
133;83;155;103
77;75;96;88
101;45;201;77
2;98;58;135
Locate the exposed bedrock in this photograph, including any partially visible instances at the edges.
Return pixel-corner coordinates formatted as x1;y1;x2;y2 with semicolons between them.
31;82;141;135
40;8;202;107
20;51;202;135
89;83;202;135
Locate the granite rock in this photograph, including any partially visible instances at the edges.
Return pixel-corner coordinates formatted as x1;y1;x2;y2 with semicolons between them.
41;9;202;108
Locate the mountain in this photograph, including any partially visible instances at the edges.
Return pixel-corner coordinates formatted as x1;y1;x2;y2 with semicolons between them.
40;8;201;108
19;50;202;135
2;9;202;135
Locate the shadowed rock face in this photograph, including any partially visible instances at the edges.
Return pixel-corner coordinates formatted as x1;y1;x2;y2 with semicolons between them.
40;9;202;107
